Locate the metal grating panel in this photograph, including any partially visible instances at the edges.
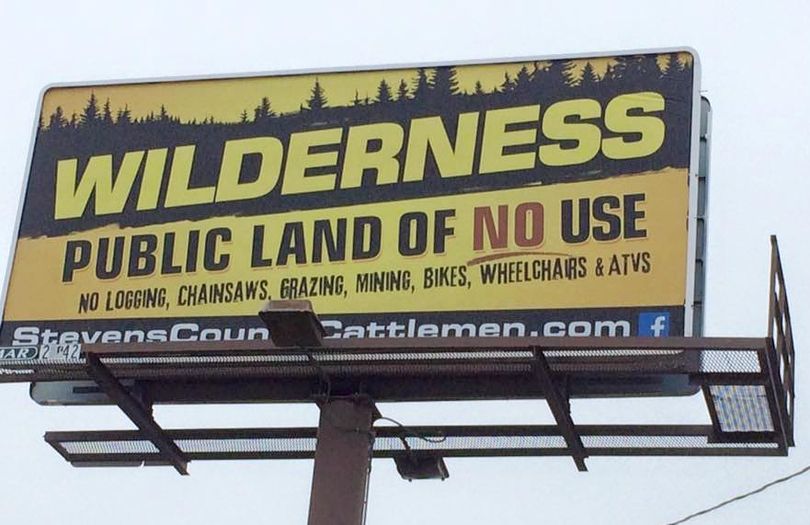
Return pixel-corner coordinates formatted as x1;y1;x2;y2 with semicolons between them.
63;440;160;455
47;425;782;465
700;350;761;373
0;339;774;385
710;385;774;432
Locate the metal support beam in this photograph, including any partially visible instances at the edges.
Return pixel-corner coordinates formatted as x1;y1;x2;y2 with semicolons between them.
308;396;376;525
85;353;189;475
531;348;588;471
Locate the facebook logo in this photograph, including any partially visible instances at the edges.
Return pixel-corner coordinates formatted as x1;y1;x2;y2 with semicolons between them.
638;312;670;337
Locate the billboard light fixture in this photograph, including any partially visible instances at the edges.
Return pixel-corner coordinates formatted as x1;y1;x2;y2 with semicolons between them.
259;300;326;348
394;452;450;481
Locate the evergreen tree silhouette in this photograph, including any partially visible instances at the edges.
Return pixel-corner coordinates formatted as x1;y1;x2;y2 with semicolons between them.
240;110;249;123
578;62;599;88
118;105;132;125
254;96;275;121
48;106;66;130
431;66;459;98
562;60;578;86
396;79;409;101
376;79;393;103
80;93;100;128
513;65;532;96
512;65;537;101
352;90;362;106
500;72;515;93
69;113;78;129
661;53;683;80
102;98;114;125
159;105;170;122
307;79;328;110
412;68;431;100
474;80;485;96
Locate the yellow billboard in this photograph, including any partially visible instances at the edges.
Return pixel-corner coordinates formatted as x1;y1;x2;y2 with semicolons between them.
1;50;699;345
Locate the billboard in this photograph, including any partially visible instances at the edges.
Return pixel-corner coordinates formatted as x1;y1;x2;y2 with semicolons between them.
1;49;700;349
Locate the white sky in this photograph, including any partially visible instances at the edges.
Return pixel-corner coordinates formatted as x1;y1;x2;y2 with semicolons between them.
1;1;808;524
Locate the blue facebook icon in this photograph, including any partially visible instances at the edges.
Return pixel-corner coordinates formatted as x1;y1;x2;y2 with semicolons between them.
638;312;670;337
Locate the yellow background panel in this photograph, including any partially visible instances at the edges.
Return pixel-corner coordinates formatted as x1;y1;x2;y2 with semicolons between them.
5;169;688;321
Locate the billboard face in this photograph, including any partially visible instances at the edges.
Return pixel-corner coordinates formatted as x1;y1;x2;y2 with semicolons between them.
0;50;700;348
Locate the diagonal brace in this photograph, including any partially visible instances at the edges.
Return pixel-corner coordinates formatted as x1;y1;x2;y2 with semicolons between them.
85;353;189;475
531;348;588;471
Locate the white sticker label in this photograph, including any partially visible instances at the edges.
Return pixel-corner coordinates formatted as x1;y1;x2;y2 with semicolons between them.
38;343;82;361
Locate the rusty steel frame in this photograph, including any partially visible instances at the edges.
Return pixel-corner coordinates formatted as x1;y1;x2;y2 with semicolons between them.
27;331;792;473
44;423;784;468
83;353;189;475
0;237;795;476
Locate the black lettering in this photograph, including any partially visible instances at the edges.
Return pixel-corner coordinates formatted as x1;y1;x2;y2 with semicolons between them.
399;212;428;256
204;228;231;271
62;240;92;282
352;216;381;260
96;236;124;279
128;234;157;277
624;193;647;238
592;195;622;241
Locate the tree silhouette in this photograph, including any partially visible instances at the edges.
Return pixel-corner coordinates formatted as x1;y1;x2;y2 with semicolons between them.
102;99;114;125
500;72;515;93
376;79;393;103
254;96;275;121
396;79;409;101
37;52;694;160
412;68;431;100
578;62;599;88
307;79;328;110
431;67;459;98
602;64;616;83
80;93;100;127
513;65;532;96
48;106;66;130
116;105;132;125
661;53;683;81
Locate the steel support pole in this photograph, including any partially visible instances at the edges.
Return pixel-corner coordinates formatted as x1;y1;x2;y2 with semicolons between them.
308;396;376;525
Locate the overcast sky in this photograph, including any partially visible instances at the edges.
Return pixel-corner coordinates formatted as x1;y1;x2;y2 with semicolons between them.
0;1;808;524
